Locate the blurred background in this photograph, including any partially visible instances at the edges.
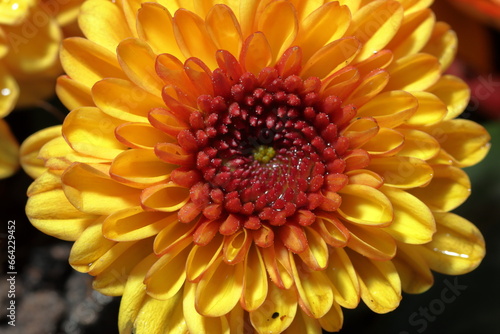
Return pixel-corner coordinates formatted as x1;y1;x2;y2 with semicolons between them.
1;0;499;333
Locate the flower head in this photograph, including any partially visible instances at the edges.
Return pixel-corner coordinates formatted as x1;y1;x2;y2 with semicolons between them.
22;0;491;332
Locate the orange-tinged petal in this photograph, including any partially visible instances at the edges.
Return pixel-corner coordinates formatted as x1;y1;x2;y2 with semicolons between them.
56;76;93;111
196;256;244;317
102;206;176;242
348;250;402;313
343;69;390;107
241;244;268;312
405;91;447;126
249;279;297;334
396;128;440;161
92;78;164;122
346;169;384;188
145;246;190;300
361;128;405;156
186;234;223;282
257;0;298;61
313;213;350;247
337;184;393;227
115;122;174;149
354;49;394;77
240;32;273;75
117;38;165;95
173;9;218;69
346;223;397;261
283;309;321;333
153;216;197;256
148;108;189;137
325;247;360;309
368;156;433;188
290;255;334;318
222;229;252;264
294;2;351;61
419;212;485;275
356;90;418;128
341;117;379;149
110;149;175;188
347;0;404;61
184;282;230;334
79;0;133;52
385;53;441;91
62;107;127;159
318;301;343;333
421;22;457;72
301;37;361;79
137;2;184;59
260;241;294;289
385;8;435;59
407;164;470;212
298;226;329;270
425;119;491;168
20;126;61;179
380;186;435;244
393;242;434;294
140;182;190;212
62;163;141;215
60;37;126;89
206;4;242;57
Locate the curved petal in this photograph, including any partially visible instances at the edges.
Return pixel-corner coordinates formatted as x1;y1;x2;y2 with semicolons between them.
385;53;441;92
115;122;174;149
298;226;329;270
427;75;470;120
153;216;197;256
325;247;360;309
421;21;457;72
283;309;321;333
367;156;433;188
405;91;447;126
346;223;397;261
206;4;243;57
419;212;485;275
343;69;390;107
393;242;434;294
361;128;405;156
241;244;268;312
240;32;273;75
0;65;19;118
186;234;223;283
56;76;93;111
140;182;190;212
396;128;440;161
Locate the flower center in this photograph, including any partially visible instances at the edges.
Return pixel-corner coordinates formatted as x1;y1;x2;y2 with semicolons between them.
176;65;353;228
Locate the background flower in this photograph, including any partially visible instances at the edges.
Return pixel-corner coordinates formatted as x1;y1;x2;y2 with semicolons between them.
2;0;500;334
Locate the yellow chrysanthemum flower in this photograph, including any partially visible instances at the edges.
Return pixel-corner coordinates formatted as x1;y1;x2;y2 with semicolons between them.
22;0;491;332
0;0;83;178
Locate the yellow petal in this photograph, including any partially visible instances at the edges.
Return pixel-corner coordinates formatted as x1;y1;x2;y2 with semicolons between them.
337;184;393;227
240;32;273;75
356;90;418;128
355;49;393;77
140;182;190;212
381;186;435;244
407;164;471;212
393;242;434;294
346;169;384;188
206;4;242;57
343;69;390;107
102;206;175;241
223;229;252;264
249;279;297;334
184;282;230;334
61;37;126;89
420;212;485;275
186;234;223;282
347;223;397;261
405;91;447;126
0;119;19;179
79;0;132;52
325;247;360;309
92;78;164;122
313;213;350;247
56;76;93;111
257;0;298;61
173;9;218;69
294;1;351;61
62;163;141;215
260;241;294;289
368;156;433;188
385;53;441;92
425;119;491;168
0;65;19;118
347;0;403;61
145;245;190;300
427;75;470;120
115;122;174;149
421;21;457;72
283;309;321;333
385;8;435;59
62;107;127;159
301;37;361;79
118;254;156;334
298;226;329;270
396;128;440;161
321;66;360;99
90;238;152;285
137;2;184;59
318;301;343;333
135;291;187;334
153;217;197;256
361;127;405;156
241;244;268;312
348;249;401;313
196;256;244;316
290;255;334;319
117;37;165;95
110;149;174;188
